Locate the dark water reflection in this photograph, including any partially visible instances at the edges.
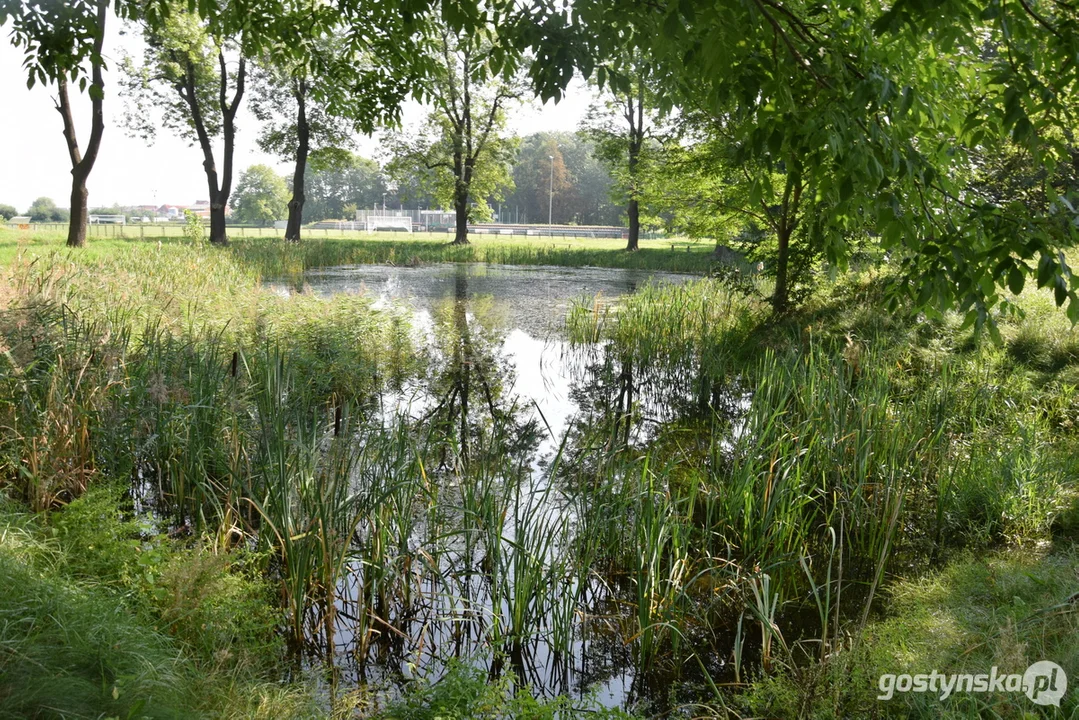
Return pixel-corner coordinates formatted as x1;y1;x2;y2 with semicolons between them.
271;263;696;460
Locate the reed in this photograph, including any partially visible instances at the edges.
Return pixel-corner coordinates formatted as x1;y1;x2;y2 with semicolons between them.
226;235;718;278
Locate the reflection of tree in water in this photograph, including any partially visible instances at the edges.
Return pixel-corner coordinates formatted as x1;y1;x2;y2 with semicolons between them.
559;333;750;467
423;266;541;466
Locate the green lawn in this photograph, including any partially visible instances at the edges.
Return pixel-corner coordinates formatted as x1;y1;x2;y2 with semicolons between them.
0;225;719;275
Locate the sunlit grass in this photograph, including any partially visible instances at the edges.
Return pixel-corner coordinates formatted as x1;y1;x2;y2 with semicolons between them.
0;226;718;274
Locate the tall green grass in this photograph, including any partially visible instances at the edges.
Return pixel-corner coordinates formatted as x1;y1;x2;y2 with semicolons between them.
0;227;718;274
1;242;1076;715
562;273;1077;676
0;495;319;719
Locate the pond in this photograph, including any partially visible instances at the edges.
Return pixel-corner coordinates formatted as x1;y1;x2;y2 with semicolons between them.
271;263;697;464
268;263;734;714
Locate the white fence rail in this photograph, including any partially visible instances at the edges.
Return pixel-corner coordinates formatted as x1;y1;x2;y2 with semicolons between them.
4;222;638;240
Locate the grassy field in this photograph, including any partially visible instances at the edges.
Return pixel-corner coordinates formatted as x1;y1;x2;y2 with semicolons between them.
0;226;718;274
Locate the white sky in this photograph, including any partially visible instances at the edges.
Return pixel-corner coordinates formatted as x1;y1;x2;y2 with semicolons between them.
0;21;593;211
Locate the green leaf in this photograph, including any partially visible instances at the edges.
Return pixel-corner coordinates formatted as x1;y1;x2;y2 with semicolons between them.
1037;255;1054;287
1068;296;1079;324
1007;266;1025;295
839;176;853;203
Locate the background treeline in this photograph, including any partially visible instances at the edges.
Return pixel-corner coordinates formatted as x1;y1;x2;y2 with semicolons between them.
4;131;626;228
244;131;624;225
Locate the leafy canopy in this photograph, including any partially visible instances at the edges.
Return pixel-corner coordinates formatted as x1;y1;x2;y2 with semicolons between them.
230;164;289;226
519;0;1079;328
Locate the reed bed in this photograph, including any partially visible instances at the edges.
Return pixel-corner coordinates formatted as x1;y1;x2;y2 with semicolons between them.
562;275;1077;681
226;236;718;278
0;246;1076;716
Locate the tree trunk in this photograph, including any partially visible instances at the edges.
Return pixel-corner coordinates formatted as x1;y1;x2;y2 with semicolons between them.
285;80;309;243
771;175;802;314
68;170;89;248
452;185;469;245
200;53;245;246
209;198;228;245
773;226;791;314
57;0;107;249
624;84;644;252
626;139;641;251
185;57;226;246
626;197;640;252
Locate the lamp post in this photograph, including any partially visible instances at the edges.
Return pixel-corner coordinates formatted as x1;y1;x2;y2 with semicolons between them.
548;155;554;227
382;193;386;212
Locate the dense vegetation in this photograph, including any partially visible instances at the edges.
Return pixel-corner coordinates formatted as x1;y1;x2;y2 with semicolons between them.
0;232;1075;716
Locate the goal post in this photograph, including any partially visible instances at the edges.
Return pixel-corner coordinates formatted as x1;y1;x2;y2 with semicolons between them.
365;216;412;233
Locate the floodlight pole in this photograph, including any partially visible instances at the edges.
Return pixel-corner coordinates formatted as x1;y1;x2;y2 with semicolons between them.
548;155;554;228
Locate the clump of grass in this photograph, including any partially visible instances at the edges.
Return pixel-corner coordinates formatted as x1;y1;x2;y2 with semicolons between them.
0;546;189;718
1005;320;1079;372
366;658;640;720
0;496;318;719
739;545;1079;717
4;247;418;402
567;278;763;369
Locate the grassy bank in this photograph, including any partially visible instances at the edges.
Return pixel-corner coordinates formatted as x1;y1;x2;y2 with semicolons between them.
740;542;1079;718
567;268;1079;715
0;226;717;274
0;490;319;719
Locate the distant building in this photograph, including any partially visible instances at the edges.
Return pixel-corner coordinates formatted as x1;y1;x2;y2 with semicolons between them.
154;201;224;220
157;204;184;219
187;200;212;219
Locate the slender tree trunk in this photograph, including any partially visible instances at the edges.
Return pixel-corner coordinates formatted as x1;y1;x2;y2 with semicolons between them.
453;190;469;245
184;52;245;246
452;156;470;245
625;131;641;251
624;82;645;252
185;58;224;245
771;176;802;314
68;169;89;248
213;55;244;245
773;226;791;314
626;196;640;252
56;0;107;249
285;79;309;242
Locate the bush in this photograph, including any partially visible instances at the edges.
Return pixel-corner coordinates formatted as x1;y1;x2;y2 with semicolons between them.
153;549;283;671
